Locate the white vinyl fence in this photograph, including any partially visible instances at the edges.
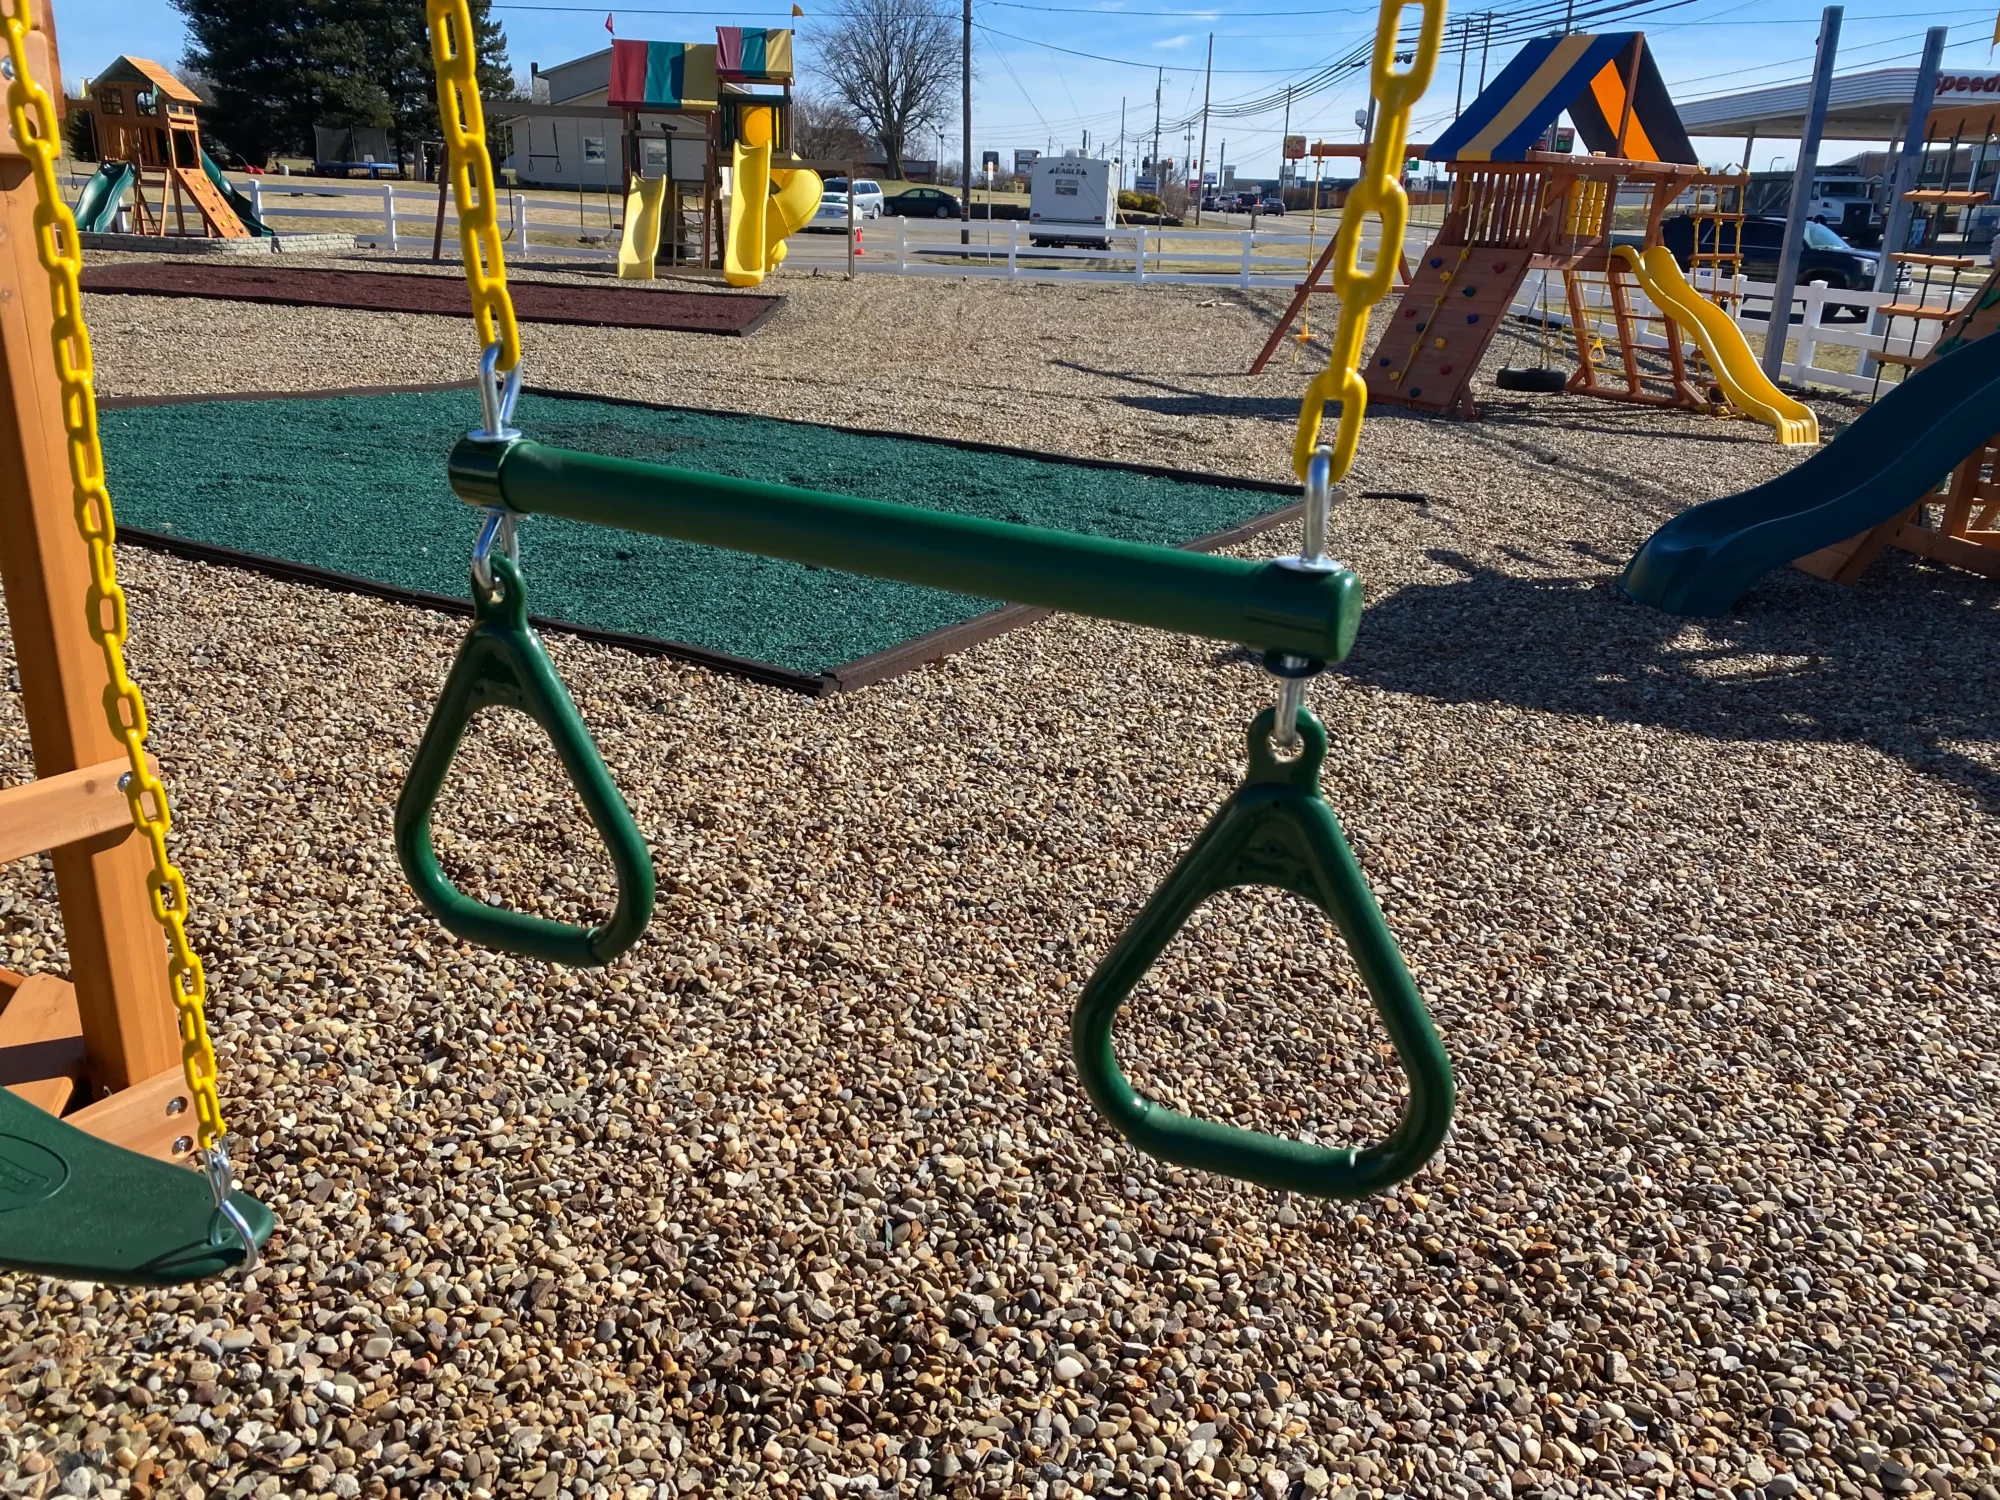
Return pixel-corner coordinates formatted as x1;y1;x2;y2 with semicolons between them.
1508;266;1933;396
861;216;1322;287
84;171;1941;396
238;178;625;259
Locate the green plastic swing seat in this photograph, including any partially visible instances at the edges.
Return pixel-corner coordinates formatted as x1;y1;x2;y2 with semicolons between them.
0;1088;272;1286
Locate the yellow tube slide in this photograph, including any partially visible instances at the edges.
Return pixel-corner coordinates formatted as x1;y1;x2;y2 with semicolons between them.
726;108;822;286
724;109;774;287
1614;244;1819;446
617;175;667;281
765;165;823;268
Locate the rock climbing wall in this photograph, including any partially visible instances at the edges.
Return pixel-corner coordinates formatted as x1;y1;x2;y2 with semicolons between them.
1365;244;1536;413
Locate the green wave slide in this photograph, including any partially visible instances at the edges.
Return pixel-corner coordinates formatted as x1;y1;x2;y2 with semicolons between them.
200;148;273;235
1622;327;2000;615
70;153;271;236
70;160;134;232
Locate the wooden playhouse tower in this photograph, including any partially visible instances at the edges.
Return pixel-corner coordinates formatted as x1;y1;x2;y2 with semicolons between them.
1284;34;1754;422
77;57;249;239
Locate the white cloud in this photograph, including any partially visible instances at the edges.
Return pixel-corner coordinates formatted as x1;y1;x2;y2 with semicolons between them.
1155;33;1191;48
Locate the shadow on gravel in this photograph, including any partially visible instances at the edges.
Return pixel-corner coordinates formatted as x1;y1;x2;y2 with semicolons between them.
1341;548;2000;809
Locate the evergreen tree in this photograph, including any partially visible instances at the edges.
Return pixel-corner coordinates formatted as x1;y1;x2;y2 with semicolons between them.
171;0;512;167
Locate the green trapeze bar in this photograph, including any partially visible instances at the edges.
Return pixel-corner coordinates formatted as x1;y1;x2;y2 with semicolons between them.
449;439;1365;662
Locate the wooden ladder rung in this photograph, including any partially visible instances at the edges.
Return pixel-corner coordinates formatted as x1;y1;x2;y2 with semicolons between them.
1903;189;1989;204
1870;349;1928;367
1877;303;1958;320
0;756;148;865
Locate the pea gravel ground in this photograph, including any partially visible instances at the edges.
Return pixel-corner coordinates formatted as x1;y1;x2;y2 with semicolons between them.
1;255;1996;1500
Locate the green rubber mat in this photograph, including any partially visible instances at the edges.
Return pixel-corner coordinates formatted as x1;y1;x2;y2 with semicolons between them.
100;388;1294;687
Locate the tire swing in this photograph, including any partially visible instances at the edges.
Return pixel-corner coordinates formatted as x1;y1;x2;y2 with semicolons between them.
1496;260;1568;394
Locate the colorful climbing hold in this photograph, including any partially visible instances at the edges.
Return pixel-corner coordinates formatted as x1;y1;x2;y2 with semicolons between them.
1467;313;1480;324
1439;365;1453;375
1462;286;1477;296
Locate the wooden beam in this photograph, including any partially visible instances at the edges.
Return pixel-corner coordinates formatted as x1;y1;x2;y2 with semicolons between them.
0;972;83;1116
0;74;181;1092
66;1064;200;1165
0;754;153;865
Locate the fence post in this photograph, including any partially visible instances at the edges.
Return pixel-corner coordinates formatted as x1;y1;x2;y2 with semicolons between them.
896;215;906;273
1135;225;1146;285
382;183;397;252
1007;220;1017;279
513;193;529;257
248;177;264;228
1793;280;1827;384
1240;230;1252;288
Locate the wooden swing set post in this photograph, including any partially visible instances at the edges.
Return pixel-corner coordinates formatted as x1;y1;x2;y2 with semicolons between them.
0;9;203;1163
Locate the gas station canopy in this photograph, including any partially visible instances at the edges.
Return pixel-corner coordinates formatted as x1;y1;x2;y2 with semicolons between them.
1678;67;2000;143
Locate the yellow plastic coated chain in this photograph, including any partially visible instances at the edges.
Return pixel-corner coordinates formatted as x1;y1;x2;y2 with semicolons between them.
0;0;226;1151
1291;0;1449;480
427;0;522;373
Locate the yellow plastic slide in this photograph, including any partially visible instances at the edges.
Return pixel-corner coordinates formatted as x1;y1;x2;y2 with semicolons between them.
1613;244;1819;446
617;175;667;281
724;106;821;287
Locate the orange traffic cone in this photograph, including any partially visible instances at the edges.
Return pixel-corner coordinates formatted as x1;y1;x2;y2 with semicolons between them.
854;225;865;257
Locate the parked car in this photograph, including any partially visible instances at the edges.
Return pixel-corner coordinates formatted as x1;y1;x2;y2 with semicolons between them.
1661;213;1895;294
1257;195;1285;216
823;177;884;217
803;192;853;233
883;186;961;218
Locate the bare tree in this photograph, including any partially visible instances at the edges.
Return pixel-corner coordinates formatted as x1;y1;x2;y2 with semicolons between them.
790;90;870;163
812;0;955;179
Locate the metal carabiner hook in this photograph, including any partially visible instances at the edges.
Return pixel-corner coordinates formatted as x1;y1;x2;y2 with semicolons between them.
472;342;522;443
471;505;520;602
201;1139;261;1276
1269;444;1338;749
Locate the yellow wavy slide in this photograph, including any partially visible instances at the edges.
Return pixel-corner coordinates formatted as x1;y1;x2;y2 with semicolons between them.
617;175;667;280
724;105;822;288
1614;244;1819;446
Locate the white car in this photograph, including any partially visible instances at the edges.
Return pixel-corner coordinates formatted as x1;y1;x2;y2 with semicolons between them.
823;178;884;218
804;192;854;233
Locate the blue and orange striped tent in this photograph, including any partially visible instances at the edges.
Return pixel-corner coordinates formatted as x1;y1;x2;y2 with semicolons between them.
1426;33;1695;165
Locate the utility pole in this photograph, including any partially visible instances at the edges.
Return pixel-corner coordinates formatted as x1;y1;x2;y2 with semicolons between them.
1119;97;1126;189
1477;13;1494;93
1455;15;1471;117
1563;0;1575;31
1763;5;1843;384
1195;32;1214;224
961;0;972;245
1152;66;1163;193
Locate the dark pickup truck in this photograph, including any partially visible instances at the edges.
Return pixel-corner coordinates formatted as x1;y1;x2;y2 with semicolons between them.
1660;213;1891;293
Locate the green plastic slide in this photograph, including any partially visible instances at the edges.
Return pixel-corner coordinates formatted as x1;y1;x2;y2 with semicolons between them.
199;149;273;236
1622;327;2000;615
71;161;134;233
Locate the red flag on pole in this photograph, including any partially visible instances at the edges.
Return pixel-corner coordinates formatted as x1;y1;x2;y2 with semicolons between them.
605;12;615;33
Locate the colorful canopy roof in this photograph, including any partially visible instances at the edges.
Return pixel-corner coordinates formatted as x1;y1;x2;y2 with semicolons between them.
1427;33;1696;165
716;27;794;84
607;39;719;111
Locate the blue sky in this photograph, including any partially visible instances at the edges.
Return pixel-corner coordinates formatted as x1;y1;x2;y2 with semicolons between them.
62;0;2000;177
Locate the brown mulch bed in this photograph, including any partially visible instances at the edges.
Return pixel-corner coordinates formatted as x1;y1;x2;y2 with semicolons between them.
79;263;782;336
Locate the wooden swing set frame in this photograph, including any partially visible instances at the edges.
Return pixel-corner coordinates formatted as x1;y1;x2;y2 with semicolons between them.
0;12;203;1164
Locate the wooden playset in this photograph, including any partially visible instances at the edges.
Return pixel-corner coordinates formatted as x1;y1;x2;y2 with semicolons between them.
73;56;248;239
1261;34;1811;441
